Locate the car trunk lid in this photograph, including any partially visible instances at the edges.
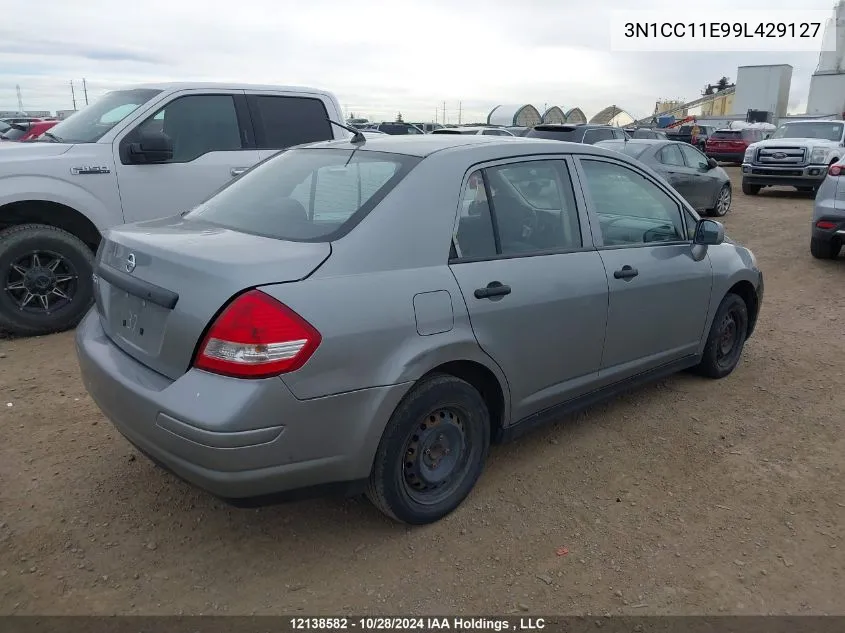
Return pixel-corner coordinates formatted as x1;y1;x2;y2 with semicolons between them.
94;216;331;380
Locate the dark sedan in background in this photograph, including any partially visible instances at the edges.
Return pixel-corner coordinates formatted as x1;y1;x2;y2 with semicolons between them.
595;139;732;217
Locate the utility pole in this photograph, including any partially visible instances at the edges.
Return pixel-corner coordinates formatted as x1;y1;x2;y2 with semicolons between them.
70;80;77;110
458;101;462;125
16;85;23;112
83;78;89;105
442;101;446;125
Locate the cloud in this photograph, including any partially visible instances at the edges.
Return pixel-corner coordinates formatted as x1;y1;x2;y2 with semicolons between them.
0;0;837;121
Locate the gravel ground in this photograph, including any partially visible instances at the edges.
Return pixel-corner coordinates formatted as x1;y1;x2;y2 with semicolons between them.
1;167;844;616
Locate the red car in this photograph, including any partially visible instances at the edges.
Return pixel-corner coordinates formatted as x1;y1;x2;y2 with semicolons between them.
705;128;768;164
0;120;58;142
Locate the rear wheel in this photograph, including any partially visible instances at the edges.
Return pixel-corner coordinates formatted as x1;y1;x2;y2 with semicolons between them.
810;237;840;259
741;181;761;196
0;224;95;336
366;374;491;525
692;293;748;379
708;183;732;217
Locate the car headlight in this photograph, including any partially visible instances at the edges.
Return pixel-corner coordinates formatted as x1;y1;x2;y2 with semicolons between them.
743;147;754;162
810;147;828;164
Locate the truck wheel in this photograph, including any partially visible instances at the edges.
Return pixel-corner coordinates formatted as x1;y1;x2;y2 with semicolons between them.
741;181;761;196
0;224;95;336
692;293;748;379
810;237;840;260
366;374;491;525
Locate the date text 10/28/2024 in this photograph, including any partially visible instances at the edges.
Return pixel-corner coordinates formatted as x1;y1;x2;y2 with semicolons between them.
290;617;546;631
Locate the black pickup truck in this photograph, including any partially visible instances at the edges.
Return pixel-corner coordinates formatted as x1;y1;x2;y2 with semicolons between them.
666;125;717;150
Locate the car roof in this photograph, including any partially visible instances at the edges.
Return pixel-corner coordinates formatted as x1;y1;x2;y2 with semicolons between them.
300;134;639;159
116;82;338;99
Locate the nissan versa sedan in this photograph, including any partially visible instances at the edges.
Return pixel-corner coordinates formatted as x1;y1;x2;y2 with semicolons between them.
595;139;733;217
76;134;764;525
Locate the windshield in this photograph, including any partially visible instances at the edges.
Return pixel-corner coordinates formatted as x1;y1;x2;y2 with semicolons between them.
770;122;844;142
184;148;421;242
0;126;28;141
0;121;10;134
711;131;742;140
45;88;162;143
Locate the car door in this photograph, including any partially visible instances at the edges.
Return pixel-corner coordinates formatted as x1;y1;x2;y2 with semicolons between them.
448;157;609;421
678;143;720;210
656;143;695;203
243;92;336;161
575;156;712;382
114;91;262;223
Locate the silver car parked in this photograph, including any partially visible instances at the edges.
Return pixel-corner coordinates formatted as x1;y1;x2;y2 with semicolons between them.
811;158;845;259
76;134;764;525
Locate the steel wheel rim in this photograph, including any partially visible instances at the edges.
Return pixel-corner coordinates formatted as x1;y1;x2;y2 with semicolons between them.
401;407;473;506
716;309;740;368
4;250;78;315
717;186;731;215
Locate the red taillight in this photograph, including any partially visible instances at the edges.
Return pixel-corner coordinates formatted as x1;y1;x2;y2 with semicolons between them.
194;289;321;379
829;164;843;177
816;220;837;230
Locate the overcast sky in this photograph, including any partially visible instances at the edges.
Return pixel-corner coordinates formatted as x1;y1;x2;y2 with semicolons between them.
0;0;837;123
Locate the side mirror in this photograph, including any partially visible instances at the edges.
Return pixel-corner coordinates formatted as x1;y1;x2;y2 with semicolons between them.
707;157;718;169
129;130;173;164
764;134;771;140
694;219;725;246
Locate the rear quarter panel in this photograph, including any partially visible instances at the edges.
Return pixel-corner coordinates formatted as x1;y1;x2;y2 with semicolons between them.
258;148;511;407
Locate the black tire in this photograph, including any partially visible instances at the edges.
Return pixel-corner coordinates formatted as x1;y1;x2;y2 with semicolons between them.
707;183;732;217
366;374;491;525
0;224;95;336
810;237;840;260
692;293;748;379
741;181;761;196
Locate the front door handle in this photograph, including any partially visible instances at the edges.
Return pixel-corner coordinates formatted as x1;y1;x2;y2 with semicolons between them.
613;265;639;280
474;282;511;299
230;167;249;177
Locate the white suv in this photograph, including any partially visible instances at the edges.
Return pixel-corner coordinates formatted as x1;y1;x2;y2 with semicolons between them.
0;82;348;336
741;119;845;195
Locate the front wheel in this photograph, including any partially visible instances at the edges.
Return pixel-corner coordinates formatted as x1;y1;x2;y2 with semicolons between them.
741;181;761;196
366;374;491;525
0;224;95;336
708;183;732;217
692;293;749;379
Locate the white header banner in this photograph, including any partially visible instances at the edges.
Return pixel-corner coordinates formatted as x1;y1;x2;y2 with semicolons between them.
610;10;836;52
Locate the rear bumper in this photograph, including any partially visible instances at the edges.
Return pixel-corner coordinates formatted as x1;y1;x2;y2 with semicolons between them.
741;163;827;187
75;310;411;502
707;151;744;163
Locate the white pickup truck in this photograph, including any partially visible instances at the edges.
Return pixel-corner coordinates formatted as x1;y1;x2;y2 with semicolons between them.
0;82;349;335
741;119;845;196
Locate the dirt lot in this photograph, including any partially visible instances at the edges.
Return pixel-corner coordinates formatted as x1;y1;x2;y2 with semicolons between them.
1;167;844;616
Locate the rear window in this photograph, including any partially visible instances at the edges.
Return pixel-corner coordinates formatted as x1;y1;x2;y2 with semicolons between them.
710;131;742;140
184;148;420;242
525;127;580;141
378;123;423;135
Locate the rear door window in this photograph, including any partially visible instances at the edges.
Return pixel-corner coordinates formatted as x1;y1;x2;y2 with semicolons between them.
247;95;332;149
659;144;685;166
185;148;420;242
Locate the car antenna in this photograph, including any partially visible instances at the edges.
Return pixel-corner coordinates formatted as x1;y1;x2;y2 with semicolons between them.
326;119;366;144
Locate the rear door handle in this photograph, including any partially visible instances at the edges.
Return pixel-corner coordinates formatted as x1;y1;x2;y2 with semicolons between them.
613;265;638;280
230;167;249;177
474;282;511;299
